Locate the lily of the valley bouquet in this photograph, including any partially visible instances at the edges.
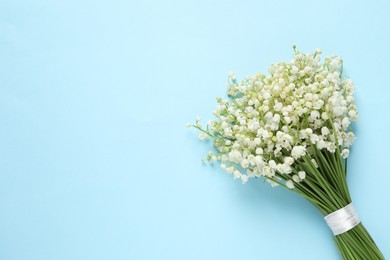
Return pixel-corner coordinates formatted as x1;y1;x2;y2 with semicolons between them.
189;47;384;259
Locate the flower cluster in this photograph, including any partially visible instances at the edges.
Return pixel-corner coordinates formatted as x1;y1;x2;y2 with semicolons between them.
190;47;358;187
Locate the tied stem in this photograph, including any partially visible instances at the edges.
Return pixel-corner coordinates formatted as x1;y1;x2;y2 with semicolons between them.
334;223;384;260
277;149;384;260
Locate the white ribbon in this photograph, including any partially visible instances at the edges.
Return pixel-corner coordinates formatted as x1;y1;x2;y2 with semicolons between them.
324;203;361;236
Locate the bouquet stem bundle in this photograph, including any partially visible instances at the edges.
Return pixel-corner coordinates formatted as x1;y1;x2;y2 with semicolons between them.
189;47;384;259
274;149;384;259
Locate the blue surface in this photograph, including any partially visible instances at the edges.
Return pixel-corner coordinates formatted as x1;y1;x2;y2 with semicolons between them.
0;0;389;259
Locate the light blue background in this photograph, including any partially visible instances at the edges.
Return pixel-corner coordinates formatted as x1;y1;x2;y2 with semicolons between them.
0;0;389;259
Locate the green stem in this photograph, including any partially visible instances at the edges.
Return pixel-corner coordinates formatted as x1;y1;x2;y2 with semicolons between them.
279;149;384;259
